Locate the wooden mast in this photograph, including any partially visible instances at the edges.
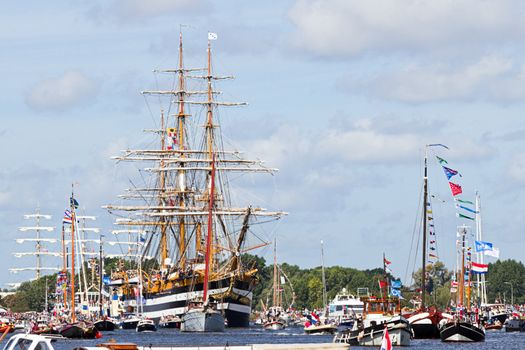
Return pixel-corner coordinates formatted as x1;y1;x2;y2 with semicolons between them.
70;186;77;323
62;222;67;309
422;147;428;309
272;239;278;308
159;111;168;269
203;154;215;304
177;30;187;270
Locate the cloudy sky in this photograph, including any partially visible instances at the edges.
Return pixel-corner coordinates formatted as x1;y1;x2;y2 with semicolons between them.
2;0;525;288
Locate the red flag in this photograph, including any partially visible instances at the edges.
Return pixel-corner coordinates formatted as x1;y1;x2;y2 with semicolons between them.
449;182;462;196
384;258;391;265
379;280;388;289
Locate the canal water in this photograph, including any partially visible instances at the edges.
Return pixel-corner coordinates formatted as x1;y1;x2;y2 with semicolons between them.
22;326;525;350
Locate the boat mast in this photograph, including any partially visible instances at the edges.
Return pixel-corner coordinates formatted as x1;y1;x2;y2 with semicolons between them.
177;30;188;271
62;222;67;309
321;240;327;315
475;193;487;305
70;186;77;323
203;154;216;305
159;110;168;270
99;234;104;317
422;146;428;309
458;226;466;308
272;238;278;308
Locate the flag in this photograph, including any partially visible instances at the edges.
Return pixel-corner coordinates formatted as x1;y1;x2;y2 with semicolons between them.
451;281;459;287
456;199;474;205
380;327;392;350
456;204;478;214
436;156;448;164
457;213;475;221
167;127;176;137
63;210;72;224
442;166;460;180
391;288;402;298
103;276;110;285
208;32;218;40
70;197;79;209
385;266;392;274
471;262;489;274
449;182;462;196
379;280;388;289
384;258;391;265
484;247;500;258
475;240;493;252
429;253;438;259
391;280;402;289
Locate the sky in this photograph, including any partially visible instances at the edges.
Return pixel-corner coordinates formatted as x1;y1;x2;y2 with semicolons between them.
2;0;525;289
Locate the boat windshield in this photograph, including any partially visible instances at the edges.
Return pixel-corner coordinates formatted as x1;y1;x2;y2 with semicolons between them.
5;338;33;350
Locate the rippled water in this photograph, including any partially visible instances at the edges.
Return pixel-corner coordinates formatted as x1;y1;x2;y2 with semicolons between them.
10;326;525;350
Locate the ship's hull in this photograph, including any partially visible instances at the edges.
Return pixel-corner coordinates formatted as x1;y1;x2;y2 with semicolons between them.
94;319;117;331
406;309;446;339
439;321;485;342
180;308;225;332
339;319;411;346
129;278;252;327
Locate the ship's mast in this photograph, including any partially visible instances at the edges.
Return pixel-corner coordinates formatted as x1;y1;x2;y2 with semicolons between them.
421;147;428;309
203;154;216;304
10;210;59;280
272;239;278;308
475;193;487;305
70;186;77;323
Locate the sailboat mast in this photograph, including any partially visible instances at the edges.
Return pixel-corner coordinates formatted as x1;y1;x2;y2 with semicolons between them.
272;239;278;308
159;111;168;269
475;193;487;305
177;30;187;270
99;234;104;317
36;211;41;280
422;147;428;308
321;240;327;313
459;227;466;307
203;154;216;304
62;223;67;309
70;187;77;323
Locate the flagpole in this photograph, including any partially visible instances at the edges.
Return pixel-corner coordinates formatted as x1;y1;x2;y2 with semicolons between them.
70;184;76;323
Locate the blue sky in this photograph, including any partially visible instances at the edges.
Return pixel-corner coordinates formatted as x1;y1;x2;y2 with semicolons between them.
2;0;525;288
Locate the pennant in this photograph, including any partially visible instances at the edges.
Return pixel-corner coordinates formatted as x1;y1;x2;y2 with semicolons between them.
455;199;474;205
484;247;500;258
442;166;461;180
63;210;72;224
475;240;493;252
456;204;478;214
449;182;462;196
471;262;488;274
208;32;218;40
436;156;448;164
429;253;438;259
451;281;459;287
385;266;393;274
457;212;475;221
384;258;391;265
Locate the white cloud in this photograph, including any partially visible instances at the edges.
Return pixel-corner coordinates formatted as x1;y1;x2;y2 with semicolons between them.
288;0;525;57
26;71;98;112
343;55;525;103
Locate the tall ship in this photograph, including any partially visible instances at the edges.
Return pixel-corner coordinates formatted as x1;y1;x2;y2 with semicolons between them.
104;32;286;327
10;209;61;283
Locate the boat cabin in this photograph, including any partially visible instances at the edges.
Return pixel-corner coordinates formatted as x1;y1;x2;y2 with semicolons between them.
3;334;55;350
361;296;401;318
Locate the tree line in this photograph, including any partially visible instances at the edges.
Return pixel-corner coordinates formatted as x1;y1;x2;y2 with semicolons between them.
2;256;524;312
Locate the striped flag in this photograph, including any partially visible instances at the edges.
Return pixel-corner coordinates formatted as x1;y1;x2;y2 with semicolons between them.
471;262;489;274
63;210;72;224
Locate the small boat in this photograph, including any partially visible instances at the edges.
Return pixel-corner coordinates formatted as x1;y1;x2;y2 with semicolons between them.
159;315;181;329
484;320;503;331
439;318;485;342
59;323;84;339
94;318;118;331
120;315;141;330
504;317;525;332
4;334;55;350
304;323;337;335
180;306;225;333
136;319;156;332
263;320;286;331
328;288;363;325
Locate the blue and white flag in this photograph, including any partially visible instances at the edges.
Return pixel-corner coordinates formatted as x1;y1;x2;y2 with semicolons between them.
391;280;402;289
475;240;493;252
391;288;402;298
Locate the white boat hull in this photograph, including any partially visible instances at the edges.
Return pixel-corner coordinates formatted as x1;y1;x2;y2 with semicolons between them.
180;309;225;332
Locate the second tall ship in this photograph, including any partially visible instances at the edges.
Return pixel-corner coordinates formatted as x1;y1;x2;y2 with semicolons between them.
104;32;286;327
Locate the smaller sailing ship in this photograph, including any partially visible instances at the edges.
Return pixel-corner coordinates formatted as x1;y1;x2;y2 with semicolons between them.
439;226;485;342
262;240;289;331
304;241;336;335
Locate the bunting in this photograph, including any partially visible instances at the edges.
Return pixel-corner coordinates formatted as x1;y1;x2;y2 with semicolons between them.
436;156;448;164
455;199;474;205
457;213;475;221
456;204;478;214
442;166;461;180
449;182;462;196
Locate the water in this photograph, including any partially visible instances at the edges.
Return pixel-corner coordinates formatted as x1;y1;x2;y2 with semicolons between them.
12;327;525;350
